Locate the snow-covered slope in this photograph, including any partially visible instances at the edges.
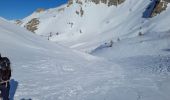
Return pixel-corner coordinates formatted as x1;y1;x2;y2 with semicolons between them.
20;0;170;52
2;13;170;99
3;0;170;99
0;17;123;99
2;15;170;100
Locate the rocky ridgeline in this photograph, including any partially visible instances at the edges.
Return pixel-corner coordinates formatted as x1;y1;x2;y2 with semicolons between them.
35;8;45;13
17;0;126;33
90;0;125;6
67;0;125;7
18;0;170;33
151;0;170;17
15;8;44;33
68;0;125;17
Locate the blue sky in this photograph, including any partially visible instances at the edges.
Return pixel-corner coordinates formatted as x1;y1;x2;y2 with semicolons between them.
0;0;68;20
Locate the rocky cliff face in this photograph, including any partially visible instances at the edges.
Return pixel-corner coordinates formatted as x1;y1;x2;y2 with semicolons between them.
24;18;40;33
21;8;45;33
151;0;170;17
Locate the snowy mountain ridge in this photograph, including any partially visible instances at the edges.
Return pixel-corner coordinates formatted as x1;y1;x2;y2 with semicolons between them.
16;0;170;53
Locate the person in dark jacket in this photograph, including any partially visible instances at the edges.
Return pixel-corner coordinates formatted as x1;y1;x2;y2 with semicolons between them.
0;54;11;100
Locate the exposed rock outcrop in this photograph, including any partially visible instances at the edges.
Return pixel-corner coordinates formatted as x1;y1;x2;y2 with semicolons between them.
143;0;170;18
15;20;23;25
151;0;170;17
67;0;74;7
108;0;125;6
36;8;45;13
90;0;125;6
24;18;40;33
68;0;125;7
58;7;65;12
76;0;83;5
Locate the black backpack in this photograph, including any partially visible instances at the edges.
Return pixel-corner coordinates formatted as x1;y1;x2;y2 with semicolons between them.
0;57;11;81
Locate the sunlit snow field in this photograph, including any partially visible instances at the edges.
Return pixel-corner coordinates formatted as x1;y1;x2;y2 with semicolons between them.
0;0;170;99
